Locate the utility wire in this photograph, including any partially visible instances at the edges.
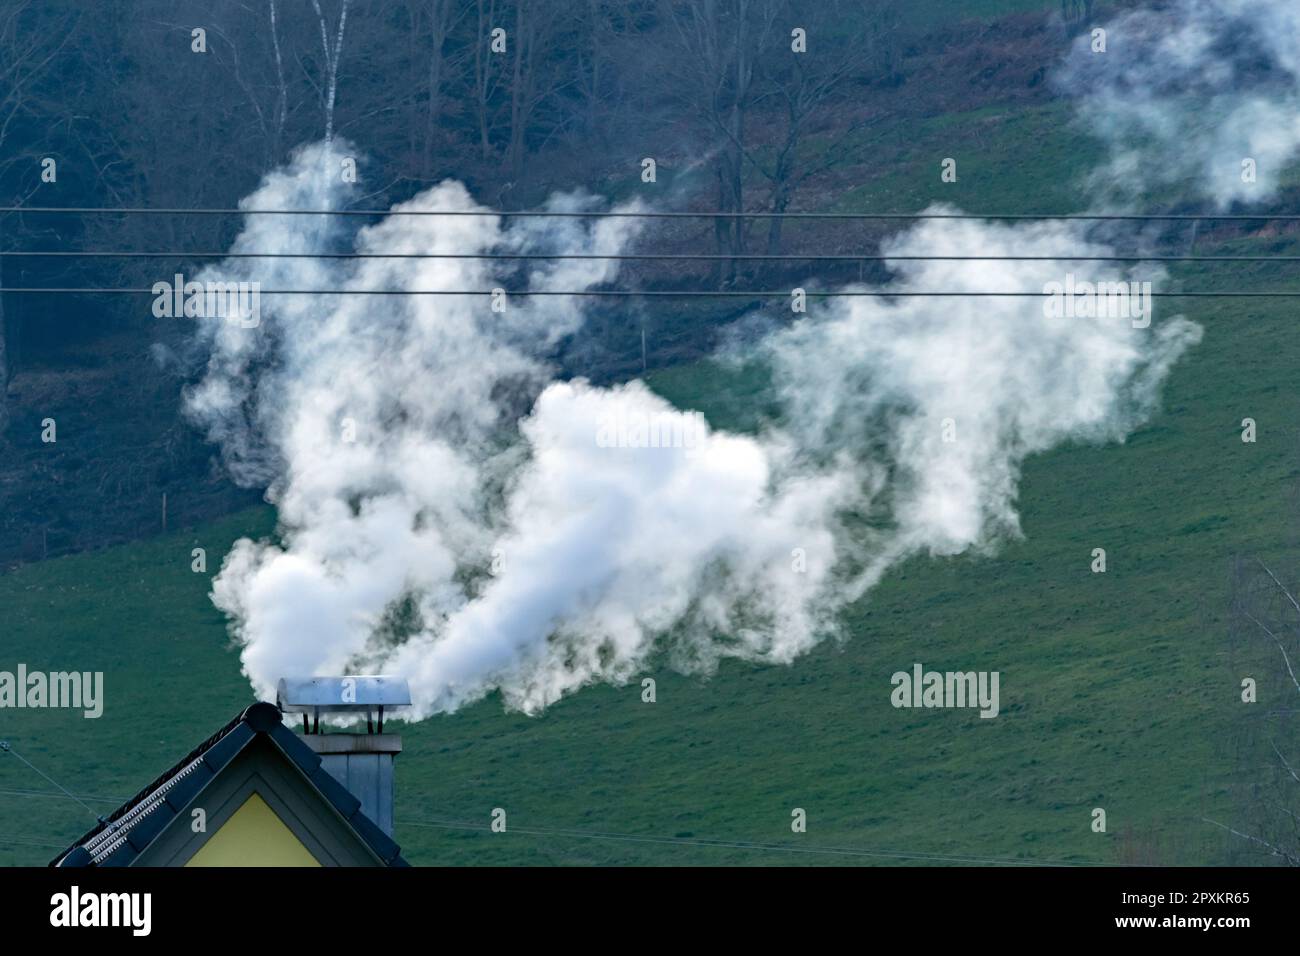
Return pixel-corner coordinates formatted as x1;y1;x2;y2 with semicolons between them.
5;206;1300;221
1;288;1297;298
3;250;1300;262
0;786;122;804
0;742;100;818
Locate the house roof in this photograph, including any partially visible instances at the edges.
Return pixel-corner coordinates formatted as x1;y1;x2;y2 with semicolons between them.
50;701;408;867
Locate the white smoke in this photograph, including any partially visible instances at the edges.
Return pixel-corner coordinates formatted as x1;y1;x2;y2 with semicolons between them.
185;141;1199;718
1061;0;1300;207
189;141;665;709
763;217;1201;598
381;381;854;715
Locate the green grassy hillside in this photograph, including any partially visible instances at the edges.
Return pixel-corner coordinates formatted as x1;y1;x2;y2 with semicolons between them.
3;20;1297;863
2;238;1294;865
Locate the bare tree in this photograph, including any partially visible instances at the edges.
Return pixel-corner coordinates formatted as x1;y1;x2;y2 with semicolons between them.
309;0;352;143
573;0;614;142
202;9;289;173
268;0;290;160
504;0;575;179
506;0;536;178
421;0;468;170
658;0;803;281
737;0;899;254
0;0;79;436
473;0;503;162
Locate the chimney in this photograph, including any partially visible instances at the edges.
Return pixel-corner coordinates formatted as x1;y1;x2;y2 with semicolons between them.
276;676;410;837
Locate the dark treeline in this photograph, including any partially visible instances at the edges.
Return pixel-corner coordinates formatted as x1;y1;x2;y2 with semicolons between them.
1;0;903;259
0;0;1070;565
0;0;913;415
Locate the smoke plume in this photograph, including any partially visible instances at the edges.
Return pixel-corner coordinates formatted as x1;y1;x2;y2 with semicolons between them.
1060;0;1300;207
184;140;1199;718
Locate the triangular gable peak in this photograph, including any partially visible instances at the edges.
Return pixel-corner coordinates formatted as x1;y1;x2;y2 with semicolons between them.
51;702;407;868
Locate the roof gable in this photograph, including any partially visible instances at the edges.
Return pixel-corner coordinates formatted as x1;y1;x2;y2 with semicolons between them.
51;702;407;867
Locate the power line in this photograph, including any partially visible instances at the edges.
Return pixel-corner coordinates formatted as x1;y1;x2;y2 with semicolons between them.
1;288;1297;298
4;250;1300;263
4;205;1300;222
399;816;1138;867
0;742;100;819
0;786;122;805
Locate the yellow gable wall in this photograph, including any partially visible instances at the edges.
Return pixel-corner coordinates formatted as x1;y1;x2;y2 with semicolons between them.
185;792;323;867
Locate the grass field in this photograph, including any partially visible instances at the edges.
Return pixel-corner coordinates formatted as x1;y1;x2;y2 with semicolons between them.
2;17;1298;864
2;240;1293;865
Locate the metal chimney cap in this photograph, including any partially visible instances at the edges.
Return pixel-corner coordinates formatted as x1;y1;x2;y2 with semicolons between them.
276;676;411;714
